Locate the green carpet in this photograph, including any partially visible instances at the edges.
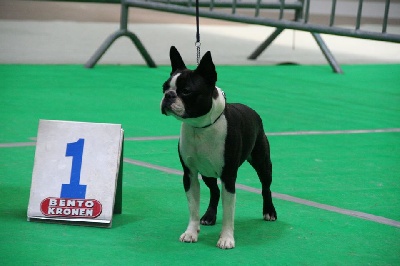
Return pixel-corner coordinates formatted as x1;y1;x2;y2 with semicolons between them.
0;64;399;265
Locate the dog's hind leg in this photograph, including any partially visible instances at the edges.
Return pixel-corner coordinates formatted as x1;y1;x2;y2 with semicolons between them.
248;132;277;221
200;176;220;225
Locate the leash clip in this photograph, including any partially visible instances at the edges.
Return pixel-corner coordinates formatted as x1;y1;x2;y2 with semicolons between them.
195;41;201;65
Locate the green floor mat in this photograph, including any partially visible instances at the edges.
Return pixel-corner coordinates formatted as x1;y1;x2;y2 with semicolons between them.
0;64;399;265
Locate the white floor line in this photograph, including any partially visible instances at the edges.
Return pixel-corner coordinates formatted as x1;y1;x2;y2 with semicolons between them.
267;128;400;136
1;128;399;148
122;128;400;141
1;140;398;227
123;157;400;228
0;142;36;148
124;136;179;141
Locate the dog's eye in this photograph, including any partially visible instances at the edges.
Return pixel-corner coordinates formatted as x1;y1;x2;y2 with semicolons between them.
181;88;191;95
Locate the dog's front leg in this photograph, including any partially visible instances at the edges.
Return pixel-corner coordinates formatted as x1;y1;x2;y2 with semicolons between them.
180;171;200;243
217;183;236;249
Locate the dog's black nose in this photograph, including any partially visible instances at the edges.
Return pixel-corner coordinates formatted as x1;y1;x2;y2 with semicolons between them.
164;90;176;99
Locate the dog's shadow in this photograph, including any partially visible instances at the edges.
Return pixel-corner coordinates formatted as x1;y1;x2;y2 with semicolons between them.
199;217;289;247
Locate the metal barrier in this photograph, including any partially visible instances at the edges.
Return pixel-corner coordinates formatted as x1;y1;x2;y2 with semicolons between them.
85;0;400;73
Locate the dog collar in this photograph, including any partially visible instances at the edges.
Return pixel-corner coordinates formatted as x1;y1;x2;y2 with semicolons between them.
200;110;224;128
200;89;226;129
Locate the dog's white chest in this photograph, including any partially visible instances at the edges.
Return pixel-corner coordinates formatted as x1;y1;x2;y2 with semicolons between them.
179;116;227;178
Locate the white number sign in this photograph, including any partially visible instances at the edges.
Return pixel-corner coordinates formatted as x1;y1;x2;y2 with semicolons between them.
27;120;124;227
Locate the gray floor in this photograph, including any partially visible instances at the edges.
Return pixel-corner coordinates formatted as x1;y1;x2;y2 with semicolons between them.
0;0;399;66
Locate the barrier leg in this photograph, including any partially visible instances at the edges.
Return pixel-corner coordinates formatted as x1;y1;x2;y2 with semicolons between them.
84;30;157;68
85;30;124;68
311;32;343;74
248;28;284;60
125;32;157;68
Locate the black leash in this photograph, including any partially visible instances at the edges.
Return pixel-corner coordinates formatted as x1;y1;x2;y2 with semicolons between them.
195;0;201;65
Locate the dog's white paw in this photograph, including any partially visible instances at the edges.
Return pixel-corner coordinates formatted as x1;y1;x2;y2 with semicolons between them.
217;236;235;249
179;231;198;243
263;213;277;221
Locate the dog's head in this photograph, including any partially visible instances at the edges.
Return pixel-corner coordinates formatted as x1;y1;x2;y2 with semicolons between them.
160;46;218;122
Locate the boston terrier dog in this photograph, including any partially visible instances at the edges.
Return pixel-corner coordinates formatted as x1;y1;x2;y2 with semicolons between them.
160;46;277;249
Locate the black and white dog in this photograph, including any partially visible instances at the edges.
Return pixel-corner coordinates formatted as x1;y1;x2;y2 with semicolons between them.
161;46;277;249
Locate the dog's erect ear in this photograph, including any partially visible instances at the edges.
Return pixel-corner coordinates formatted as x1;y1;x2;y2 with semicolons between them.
170;46;186;75
195;51;217;86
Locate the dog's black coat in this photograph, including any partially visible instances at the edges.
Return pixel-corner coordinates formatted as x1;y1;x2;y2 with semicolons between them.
187;103;276;225
161;46;277;248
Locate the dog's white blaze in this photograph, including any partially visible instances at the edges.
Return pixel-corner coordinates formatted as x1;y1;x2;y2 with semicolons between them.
169;73;181;90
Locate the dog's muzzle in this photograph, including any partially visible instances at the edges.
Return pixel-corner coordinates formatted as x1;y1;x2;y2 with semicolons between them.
161;102;170;115
161;91;186;118
161;91;177;115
